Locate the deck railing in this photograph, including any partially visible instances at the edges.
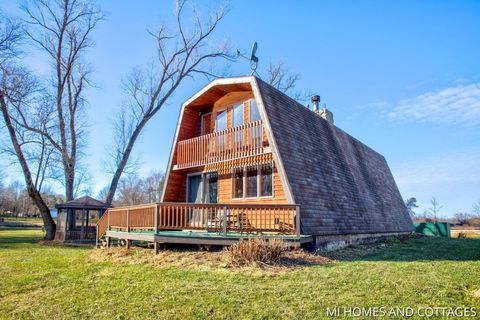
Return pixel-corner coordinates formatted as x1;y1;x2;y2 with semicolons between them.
175;120;268;169
97;202;300;241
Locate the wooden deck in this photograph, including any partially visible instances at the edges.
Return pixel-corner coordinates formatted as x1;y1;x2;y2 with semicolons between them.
97;202;309;248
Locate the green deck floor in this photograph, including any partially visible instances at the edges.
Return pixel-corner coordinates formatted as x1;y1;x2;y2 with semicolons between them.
108;229;312;242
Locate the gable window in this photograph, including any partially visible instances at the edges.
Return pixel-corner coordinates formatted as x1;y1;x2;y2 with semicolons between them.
232;164;273;199
215;110;227;132
250;99;260;122
232;102;244;127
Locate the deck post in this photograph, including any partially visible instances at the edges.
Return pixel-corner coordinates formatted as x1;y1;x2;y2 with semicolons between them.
154;204;159;234
126;239;131;250
106;209;111;246
127;209;130;232
95;225;99;247
222;205;227;236
106;236;111;248
107;209;110;232
154;242;160;254
295;205;301;237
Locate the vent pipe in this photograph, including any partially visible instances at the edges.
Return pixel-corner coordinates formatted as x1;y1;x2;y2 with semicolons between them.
311;95;334;124
311;95;320;112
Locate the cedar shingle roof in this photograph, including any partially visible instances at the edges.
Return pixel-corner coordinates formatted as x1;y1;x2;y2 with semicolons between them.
255;77;413;235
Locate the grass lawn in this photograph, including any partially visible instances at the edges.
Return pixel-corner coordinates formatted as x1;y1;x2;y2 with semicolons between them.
0;216;45;225
1;228;479;319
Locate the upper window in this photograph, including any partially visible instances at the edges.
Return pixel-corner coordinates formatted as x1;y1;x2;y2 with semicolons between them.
232;103;244;127
250;99;261;122
215;110;227;131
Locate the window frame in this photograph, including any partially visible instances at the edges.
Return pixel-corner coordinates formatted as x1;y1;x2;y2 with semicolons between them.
232;102;244;128
249;98;261;123
232;168;244;199
231;164;274;200
215;109;227;132
259;165;273;197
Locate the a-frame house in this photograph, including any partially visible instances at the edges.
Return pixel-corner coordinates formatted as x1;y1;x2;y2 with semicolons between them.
97;76;413;249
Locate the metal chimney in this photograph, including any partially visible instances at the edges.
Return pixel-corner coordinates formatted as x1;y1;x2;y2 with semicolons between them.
311;95;334;124
311;95;320;112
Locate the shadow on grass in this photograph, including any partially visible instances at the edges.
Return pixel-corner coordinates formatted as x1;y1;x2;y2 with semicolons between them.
0;227;45;248
326;236;480;262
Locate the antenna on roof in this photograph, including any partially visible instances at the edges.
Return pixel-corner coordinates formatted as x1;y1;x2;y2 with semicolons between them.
237;41;259;75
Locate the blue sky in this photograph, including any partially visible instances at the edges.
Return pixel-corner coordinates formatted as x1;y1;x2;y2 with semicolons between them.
2;1;480;217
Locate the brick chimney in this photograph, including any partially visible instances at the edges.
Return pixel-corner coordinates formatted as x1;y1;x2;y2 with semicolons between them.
311;95;334;124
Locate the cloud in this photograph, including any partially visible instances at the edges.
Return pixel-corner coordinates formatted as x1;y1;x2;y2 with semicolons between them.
388;82;480;126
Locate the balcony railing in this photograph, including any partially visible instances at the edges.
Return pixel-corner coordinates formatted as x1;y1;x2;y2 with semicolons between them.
174;120;269;169
97;202;300;241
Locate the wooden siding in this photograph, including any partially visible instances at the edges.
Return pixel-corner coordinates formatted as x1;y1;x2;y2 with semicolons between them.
218;168;287;204
164;164;287;205
164;89;281;204
163;171;188;202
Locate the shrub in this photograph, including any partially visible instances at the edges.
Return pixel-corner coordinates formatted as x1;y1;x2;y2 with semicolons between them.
457;232;467;239
226;238;286;266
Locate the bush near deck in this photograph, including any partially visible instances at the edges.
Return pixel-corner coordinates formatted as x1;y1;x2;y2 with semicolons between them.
0;228;479;320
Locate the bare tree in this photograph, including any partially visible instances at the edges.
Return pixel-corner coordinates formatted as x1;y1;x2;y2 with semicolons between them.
266;62;310;101
472;200;480;217
115;175;145;206
20;0;104;201
1;1;102;239
0;14;22;64
427;197;443;220
114;170;165;206
104;0;233;205
454;212;471;225
1;66;56;237
143;170;165;203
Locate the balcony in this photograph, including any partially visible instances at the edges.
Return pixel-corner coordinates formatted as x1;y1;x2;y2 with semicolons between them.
173;120;270;170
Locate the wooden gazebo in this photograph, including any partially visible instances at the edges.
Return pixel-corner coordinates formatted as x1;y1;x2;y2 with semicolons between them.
55;196;110;242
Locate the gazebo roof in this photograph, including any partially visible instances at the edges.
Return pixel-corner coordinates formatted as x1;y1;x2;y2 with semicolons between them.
55;196;111;210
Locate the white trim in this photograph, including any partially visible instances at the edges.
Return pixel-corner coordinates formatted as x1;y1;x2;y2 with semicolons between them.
162;76;295;205
251;77;295;204
161;76;253;202
182;76;253;108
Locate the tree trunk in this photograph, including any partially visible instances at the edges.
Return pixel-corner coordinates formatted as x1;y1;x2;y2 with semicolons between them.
1;93;56;239
105;119;147;206
65;164;75;201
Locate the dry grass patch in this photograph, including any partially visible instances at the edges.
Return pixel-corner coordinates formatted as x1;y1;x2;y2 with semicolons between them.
225;238;286;266
89;239;331;274
472;289;480;298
